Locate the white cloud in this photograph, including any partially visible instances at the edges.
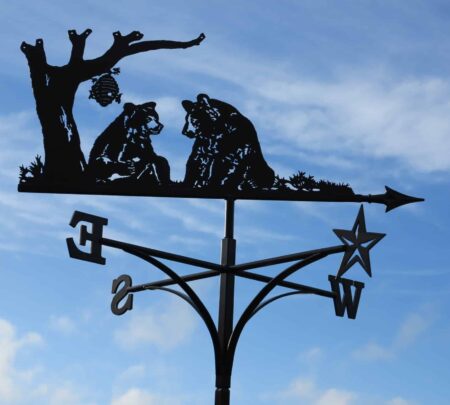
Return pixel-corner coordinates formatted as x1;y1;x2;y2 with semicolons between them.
248;73;450;174
393;312;431;348
387;397;415;405
0;318;43;403
167;234;209;250
111;388;157;405
187;199;224;215
281;376;356;405
284;376;316;399
48;386;82;405
239;226;295;244
118;364;147;381
0;318;100;405
147;199;222;238
316;388;357;405
49;315;77;335
352;341;393;361
271;375;418;405
114;298;197;351
353;308;434;361
111;388;181;405
299;346;323;364
34;382;98;405
135;44;450;176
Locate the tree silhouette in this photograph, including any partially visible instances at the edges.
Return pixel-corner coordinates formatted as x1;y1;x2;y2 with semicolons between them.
21;29;205;182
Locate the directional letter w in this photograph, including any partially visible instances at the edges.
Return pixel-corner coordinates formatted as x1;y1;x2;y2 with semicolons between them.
328;275;365;320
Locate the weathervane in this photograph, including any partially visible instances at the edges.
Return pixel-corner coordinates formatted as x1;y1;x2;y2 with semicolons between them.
19;28;424;405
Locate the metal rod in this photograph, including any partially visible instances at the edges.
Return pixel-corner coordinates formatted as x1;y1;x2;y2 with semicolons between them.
101;237;222;271
232;269;335;298
215;198;236;405
23;183;423;213
128;270;220;292
224;198;234;239
117;246;221;375
139;286;198;308
226;252;328;375
253;291;309;317
231;245;346;272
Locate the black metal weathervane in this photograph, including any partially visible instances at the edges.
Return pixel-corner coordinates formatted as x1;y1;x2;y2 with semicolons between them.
18;28;424;405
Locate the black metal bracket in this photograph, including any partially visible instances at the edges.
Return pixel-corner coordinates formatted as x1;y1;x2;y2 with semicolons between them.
66;201;377;405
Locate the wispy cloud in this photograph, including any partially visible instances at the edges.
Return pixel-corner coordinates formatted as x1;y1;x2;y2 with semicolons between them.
298;346;323;364
249;73;450;175
265;374;416;405
147;199;222;238
352;342;393;361
0;318;43;403
353;307;435;361
274;376;357;405
46;384;92;405
127;41;450;177
111;388;181;405
114;298;197;351
49;315;77;336
117;364;147;381
387;397;416;405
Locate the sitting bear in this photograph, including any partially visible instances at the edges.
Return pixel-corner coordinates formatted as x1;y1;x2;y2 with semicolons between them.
88;102;170;186
181;94;275;190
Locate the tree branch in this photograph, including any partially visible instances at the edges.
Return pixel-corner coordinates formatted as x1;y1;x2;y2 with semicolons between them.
20;38;47;67
79;31;206;81
126;32;206;55
68;28;92;64
20;39;49;99
112;30;144;46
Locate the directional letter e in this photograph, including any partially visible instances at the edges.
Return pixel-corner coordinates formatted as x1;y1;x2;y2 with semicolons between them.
66;211;108;265
328;275;365;320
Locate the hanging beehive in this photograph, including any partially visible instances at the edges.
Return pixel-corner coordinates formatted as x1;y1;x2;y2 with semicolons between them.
89;68;122;107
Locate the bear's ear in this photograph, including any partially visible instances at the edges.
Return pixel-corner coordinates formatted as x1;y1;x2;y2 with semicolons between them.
197;93;211;107
123;103;135;113
182;100;194;112
143;101;156;109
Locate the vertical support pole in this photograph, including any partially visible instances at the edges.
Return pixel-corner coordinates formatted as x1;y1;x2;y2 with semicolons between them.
215;198;236;405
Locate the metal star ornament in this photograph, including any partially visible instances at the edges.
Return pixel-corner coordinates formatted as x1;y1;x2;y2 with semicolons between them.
333;205;385;278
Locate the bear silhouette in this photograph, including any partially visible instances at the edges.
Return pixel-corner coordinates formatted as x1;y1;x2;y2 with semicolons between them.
181;94;275;190
88;102;170;186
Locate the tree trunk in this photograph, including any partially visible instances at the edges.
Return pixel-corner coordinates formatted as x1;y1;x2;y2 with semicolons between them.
21;30;206;184
37;74;86;181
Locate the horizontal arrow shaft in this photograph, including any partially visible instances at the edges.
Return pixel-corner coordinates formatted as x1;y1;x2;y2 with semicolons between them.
19;184;423;212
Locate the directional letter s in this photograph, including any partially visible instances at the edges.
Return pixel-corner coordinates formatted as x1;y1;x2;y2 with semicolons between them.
111;274;133;316
328;275;364;320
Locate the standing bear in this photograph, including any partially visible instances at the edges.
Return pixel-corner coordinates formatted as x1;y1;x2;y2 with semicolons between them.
181;94;275;190
88;102;170;186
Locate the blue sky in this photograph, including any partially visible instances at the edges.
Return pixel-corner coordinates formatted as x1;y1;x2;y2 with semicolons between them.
1;0;449;404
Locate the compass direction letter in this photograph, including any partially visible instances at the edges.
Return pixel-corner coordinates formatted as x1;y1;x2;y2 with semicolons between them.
328;275;365;319
66;211;108;265
111;274;134;316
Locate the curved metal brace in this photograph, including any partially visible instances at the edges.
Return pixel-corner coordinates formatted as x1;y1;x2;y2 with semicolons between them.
142;285;199;311
120;245;222;374
226;252;328;375
252;291;310;318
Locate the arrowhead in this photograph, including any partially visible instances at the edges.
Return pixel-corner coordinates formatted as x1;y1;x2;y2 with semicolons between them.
384;186;424;212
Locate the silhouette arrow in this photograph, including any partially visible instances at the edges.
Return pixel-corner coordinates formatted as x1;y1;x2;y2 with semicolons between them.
18;183;424;212
356;186;424;212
